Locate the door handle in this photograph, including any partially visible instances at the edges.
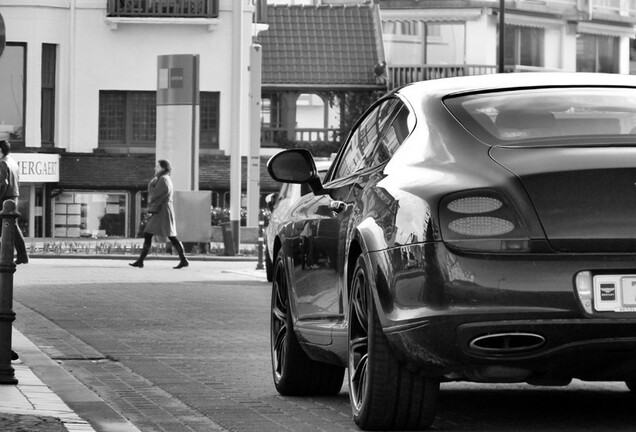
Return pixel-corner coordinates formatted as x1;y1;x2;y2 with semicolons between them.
329;200;346;213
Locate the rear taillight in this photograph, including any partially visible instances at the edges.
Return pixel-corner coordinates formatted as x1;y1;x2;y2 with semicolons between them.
439;191;530;252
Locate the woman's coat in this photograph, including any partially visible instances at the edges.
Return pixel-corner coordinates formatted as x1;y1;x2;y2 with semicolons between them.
144;174;177;237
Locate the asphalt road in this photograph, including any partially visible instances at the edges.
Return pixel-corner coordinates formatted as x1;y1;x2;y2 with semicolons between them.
12;258;636;431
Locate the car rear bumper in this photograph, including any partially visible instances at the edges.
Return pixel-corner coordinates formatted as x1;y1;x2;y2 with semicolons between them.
384;315;636;382
368;243;636;382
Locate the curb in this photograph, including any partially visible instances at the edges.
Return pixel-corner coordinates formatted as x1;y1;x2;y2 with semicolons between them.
11;328;142;432
28;254;259;262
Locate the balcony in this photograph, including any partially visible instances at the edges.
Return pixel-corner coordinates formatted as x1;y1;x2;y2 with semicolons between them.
106;0;219;18
503;0;636;20
387;64;561;89
590;0;636;20
261;127;340;147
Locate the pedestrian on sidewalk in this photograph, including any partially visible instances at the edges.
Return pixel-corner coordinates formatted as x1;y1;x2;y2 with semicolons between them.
0;140;28;265
129;159;189;269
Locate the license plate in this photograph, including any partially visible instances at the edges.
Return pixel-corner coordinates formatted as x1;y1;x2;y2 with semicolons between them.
593;275;636;312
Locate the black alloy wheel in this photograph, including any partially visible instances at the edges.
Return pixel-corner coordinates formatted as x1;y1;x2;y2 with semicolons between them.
348;255;439;430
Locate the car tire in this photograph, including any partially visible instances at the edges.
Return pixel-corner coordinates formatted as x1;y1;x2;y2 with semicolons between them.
265;246;273;283
270;250;344;396
348;255;439;431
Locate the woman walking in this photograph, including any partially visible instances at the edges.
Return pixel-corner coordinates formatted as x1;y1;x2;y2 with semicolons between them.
130;159;189;269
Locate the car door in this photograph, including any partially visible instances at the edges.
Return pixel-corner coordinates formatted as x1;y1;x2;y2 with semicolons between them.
288;98;407;345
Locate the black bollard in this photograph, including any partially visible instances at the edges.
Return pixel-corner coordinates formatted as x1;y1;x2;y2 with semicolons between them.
255;219;264;270
0;199;18;384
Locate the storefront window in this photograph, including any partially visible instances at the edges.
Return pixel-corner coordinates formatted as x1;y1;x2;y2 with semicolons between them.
34;185;45;238
17;186;29;238
53;192;128;238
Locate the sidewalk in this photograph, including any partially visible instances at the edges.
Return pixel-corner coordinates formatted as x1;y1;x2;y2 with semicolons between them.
2;255;262;432
1;328;142;432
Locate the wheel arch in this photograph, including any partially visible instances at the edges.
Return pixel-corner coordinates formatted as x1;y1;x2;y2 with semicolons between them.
273;235;282;264
348;222;393;327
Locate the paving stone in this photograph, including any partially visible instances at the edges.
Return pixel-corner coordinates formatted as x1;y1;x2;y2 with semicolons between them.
0;413;67;432
12;259;361;431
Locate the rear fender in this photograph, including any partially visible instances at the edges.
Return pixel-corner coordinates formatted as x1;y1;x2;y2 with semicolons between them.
351;220;392;327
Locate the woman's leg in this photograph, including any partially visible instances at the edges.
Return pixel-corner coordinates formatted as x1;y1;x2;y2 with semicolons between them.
14;225;28;264
169;236;189;269
129;233;153;268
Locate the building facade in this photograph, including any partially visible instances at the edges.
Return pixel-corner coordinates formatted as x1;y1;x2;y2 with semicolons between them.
0;0;278;239
3;0;636;239
378;0;636;88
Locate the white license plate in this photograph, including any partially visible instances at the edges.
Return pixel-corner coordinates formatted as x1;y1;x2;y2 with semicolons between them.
593;275;636;312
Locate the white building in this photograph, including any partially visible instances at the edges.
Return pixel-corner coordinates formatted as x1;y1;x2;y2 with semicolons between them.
378;0;636;88
0;0;267;239
3;0;636;239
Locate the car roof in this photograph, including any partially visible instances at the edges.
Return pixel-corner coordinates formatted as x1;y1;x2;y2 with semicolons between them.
397;72;636;100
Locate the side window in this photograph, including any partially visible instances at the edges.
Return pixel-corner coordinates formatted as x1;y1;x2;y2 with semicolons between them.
332;128;361;179
359;99;405;168
371;104;412;166
331;99;401;180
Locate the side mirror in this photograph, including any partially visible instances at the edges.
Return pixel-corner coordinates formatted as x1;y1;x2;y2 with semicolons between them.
267;149;325;195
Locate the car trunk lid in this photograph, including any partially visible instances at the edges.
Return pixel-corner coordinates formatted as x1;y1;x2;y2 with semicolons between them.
490;146;636;253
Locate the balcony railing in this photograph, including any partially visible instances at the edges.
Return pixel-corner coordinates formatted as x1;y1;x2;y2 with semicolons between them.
261;127;340;148
388;64;497;89
387;64;562;89
591;0;636;18
107;0;218;18
510;0;636;18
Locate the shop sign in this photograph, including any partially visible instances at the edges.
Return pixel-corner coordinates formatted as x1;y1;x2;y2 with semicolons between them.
13;153;60;183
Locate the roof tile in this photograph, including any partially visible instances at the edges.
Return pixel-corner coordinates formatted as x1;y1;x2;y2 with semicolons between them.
260;3;384;88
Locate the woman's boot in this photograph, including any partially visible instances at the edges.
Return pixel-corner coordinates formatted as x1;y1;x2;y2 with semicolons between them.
129;258;144;268
129;239;151;268
172;238;189;269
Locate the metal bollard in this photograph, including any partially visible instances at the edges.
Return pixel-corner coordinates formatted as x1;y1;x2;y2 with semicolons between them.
0;199;18;384
255;219;264;270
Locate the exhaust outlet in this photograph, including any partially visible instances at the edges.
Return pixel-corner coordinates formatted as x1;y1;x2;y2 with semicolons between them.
469;332;546;354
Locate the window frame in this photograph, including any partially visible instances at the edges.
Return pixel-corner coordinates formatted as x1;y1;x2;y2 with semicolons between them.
52;190;130;238
576;33;619;73
0;42;27;146
503;25;544;67
327;97;408;182
99;90;156;149
200;91;220;149
41;44;56;147
98;90;221;150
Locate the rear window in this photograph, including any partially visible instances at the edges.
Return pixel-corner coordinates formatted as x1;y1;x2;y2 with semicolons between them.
443;87;636;146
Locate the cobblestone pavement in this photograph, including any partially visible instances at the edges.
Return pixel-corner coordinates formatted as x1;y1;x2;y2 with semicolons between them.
12;258;355;432
0;413;67;432
11;258;636;432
